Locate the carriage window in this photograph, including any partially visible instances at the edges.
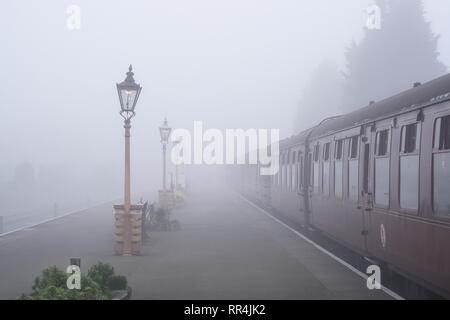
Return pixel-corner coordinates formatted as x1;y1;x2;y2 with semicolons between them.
287;162;291;189
433;115;450;217
334;140;344;198
307;152;313;187
335;140;343;160
298;155;303;189
363;144;370;194
292;162;296;191
313;145;320;162
434;115;450;150
290;152;296;191
376;129;390;156
399;123;420;210
400;123;420;153
374;130;390;206
323;143;330;161
286;152;290;189
434;118;441;149
310;151;319;194
312;146;320;193
349;136;359;159
322;143;330;195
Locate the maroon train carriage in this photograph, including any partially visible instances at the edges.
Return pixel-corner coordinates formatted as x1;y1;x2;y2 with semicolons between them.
233;73;450;296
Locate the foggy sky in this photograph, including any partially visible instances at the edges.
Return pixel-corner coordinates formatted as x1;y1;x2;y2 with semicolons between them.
1;0;449;198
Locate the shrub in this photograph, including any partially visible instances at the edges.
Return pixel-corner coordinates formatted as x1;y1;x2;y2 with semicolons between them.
32;265;67;294
107;275;128;291
87;261;115;291
18;262;127;300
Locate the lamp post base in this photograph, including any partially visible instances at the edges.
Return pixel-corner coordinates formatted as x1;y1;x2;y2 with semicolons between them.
113;204;143;256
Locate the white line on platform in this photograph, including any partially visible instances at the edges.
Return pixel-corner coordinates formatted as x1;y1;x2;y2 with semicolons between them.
0;199;119;238
236;192;404;301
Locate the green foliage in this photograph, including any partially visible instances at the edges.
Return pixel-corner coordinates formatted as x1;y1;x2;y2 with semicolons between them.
17;293;31;300
149;208;173;231
18;262;128;300
87;261;115;290
31;265;67;294
107;275;128;291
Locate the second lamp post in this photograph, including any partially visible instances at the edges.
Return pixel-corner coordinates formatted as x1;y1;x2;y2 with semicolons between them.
159;118;172;209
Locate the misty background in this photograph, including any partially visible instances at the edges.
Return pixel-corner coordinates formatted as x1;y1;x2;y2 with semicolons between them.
0;0;448;223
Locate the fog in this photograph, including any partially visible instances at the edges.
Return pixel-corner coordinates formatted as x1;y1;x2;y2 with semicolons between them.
1;1;449;222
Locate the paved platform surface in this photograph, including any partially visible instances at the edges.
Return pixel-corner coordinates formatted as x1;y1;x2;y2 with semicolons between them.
0;181;392;300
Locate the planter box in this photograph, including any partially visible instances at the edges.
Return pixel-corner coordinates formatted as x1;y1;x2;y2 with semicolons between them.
113;204;143;255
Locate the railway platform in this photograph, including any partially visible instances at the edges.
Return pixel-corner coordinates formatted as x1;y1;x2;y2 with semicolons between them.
0;179;396;300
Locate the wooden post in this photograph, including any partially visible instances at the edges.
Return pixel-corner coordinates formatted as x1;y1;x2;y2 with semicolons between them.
123;123;132;256
163;143;167;192
124;123;131;211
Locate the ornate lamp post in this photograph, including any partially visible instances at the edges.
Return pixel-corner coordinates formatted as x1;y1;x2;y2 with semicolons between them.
159;118;172;209
114;65;142;256
159;118;171;191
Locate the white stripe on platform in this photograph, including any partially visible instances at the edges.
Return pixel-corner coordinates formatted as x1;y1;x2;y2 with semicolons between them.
0;199;119;238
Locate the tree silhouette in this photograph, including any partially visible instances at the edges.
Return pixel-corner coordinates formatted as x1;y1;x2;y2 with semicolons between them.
294;61;343;132
341;0;447;112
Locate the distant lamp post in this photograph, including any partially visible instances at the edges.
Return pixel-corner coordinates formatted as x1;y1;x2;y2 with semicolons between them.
159;118;171;191
159;118;172;209
114;65;143;256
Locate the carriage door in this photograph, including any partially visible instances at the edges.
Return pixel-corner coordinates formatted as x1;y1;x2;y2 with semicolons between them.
360;126;374;253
